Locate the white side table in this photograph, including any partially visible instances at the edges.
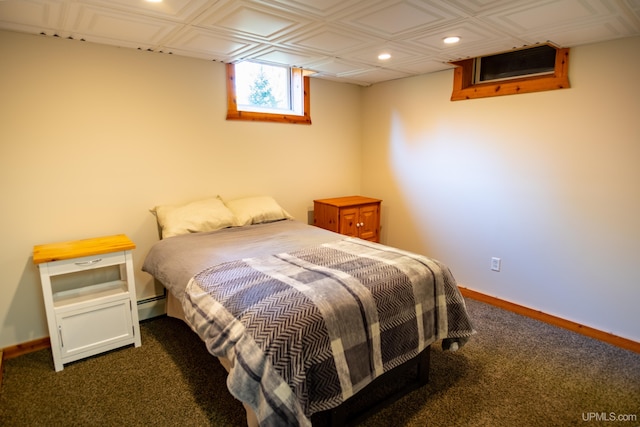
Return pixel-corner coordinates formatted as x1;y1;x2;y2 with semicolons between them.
33;234;142;371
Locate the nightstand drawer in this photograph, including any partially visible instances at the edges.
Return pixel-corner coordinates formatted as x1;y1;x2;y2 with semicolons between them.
43;251;126;276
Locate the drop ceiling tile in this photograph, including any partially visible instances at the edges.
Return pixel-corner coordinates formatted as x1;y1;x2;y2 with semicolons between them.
84;0;212;21
482;0;640;46
408;19;506;51
310;73;371;86
297;30;357;51
284;25;380;54
305;58;369;75
396;57;455;75
64;4;181;45
524;18;639;47
195;2;308;40
481;0;612;33
219;8;294;38
254;0;370;18
342;67;412;85
163;27;258;60
343;41;434;66
247;46;318;67
344;0;462;37
0;0;65;33
444;40;528;61
406;18;527;60
442;0;533;15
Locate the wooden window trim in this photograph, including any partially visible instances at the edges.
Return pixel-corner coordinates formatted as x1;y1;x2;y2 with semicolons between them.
226;63;311;125
450;47;570;101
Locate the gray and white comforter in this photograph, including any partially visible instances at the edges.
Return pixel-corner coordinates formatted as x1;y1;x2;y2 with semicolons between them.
181;236;475;426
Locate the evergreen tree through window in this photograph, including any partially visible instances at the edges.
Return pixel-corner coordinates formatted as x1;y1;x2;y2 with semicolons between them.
248;66;278;108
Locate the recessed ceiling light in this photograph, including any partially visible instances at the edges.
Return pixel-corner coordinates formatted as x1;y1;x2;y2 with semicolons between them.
378;53;391;60
443;36;461;44
145;0;162;3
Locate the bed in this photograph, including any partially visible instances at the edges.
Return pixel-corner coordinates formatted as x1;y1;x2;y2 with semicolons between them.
142;196;475;426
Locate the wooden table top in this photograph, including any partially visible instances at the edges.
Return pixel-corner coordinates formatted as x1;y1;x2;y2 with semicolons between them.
33;234;135;264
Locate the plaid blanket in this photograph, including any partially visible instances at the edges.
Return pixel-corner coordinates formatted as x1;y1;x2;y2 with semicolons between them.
183;237;474;426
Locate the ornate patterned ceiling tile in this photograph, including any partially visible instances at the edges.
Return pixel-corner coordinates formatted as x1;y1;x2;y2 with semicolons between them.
282;24;382;55
442;39;529;62
479;0;614;34
521;17;640;47
394;57;456;75
303;57;370;76
407;20;498;49
64;3;181;44
163;26;259;60
193;0;310;41
341;40;437;67
339;66;412;85
85;0;212;22
341;0;463;38
441;0;533;16
0;0;65;34
253;0;369;19
245;45;319;67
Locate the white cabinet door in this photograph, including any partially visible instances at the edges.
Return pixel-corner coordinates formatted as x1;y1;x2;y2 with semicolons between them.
56;298;133;362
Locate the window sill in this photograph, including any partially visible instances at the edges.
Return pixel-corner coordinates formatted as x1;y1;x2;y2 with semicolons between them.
226;110;311;125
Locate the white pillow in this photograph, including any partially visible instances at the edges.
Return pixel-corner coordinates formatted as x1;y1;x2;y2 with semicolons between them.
151;196;236;238
224;196;293;226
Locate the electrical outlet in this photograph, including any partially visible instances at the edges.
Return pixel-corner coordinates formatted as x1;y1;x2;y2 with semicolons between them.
491;257;501;272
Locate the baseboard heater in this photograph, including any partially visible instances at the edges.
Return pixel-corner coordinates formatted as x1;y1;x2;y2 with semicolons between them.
136;289;167;321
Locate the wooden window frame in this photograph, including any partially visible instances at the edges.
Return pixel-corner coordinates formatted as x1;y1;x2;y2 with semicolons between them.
226;63;311;125
450;47;570;101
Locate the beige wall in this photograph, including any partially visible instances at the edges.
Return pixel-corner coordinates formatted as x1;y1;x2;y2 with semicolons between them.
361;36;640;342
1;29;638;349
0;30;363;347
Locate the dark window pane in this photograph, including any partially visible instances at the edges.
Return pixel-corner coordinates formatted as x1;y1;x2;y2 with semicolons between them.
478;45;556;82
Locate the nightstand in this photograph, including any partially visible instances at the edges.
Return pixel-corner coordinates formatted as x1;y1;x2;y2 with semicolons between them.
313;196;382;243
33;234;141;371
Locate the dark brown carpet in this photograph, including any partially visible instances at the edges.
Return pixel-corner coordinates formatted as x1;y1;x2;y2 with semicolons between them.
1;299;638;426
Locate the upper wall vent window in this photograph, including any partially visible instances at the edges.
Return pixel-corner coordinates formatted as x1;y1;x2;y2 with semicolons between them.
450;43;570;101
475;44;557;83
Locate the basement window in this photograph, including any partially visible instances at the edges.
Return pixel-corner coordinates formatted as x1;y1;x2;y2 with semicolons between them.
226;61;311;124
450;44;570;101
476;44;557;83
